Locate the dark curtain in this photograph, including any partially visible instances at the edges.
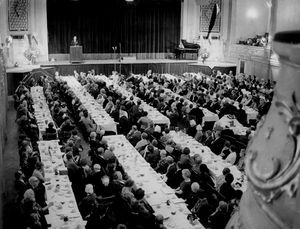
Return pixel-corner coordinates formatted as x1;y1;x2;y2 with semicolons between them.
47;0;181;54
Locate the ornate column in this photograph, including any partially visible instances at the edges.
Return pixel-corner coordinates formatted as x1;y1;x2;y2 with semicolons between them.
226;31;300;229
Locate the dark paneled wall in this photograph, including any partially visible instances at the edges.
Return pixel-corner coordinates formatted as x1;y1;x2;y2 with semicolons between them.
47;0;181;54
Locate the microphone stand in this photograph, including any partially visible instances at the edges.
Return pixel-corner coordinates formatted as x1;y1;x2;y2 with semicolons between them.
119;43;122;74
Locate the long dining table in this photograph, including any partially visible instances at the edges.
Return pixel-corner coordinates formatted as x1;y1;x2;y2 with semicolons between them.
89;74;171;127
103;135;205;229
31;86;56;139
60;76;117;133
37;140;86;228
169;131;247;192
130;74;219;125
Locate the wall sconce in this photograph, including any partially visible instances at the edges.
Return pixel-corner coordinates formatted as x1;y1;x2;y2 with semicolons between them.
246;8;258;20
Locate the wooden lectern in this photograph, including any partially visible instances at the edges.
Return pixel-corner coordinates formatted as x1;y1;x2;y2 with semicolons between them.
70;46;83;63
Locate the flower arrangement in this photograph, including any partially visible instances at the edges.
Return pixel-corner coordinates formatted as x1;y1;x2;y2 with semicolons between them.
200;48;210;64
24;34;40;64
24;47;40;64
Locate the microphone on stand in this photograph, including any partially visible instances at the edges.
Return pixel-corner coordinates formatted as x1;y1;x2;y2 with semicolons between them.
119;43;122;74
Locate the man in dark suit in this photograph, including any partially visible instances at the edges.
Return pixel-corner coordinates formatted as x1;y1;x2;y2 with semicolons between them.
235;104;248;126
71;36;79;46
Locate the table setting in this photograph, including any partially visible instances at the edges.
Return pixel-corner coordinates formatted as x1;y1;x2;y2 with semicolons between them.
103;135;204;229
37;140;86;228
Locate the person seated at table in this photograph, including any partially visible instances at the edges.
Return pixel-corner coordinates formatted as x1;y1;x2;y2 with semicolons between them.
66;140;81;164
121;179;137;205
207;201;230;229
215;167;231;192
137;111;151;131
210;129;225;155
28;176;47;208
80;110;97;134
180;147;192;169
91;163;106;191
225;145;237;165
191;194;218;227
175;169;192;199
15;170;28;204
105;96;115;114
89;132;101;155
219;173;236;201
68;130;82;149
111;171;125;194
218;100;237;119
197;164;215;190
160;128;171;145
60;117;75;132
127;125;141;146
97;175;115;198
45;122;56;135
154;150;170;174
32;162;45;183
132;188;155;226
79;184;98;220
186;182;206;209
20;189;54;229
152;125;162;140
144;146;160;168
135;132;150;152
186;119;197;138
66;153;85;200
166;161;184;189
92;147;108;169
220;141;231;159
235;103;248;126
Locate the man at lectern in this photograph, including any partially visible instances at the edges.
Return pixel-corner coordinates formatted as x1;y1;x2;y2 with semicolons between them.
71;36;79;46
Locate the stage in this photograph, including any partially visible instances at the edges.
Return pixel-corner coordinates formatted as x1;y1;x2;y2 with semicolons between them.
6;59;236;94
37;59;236;76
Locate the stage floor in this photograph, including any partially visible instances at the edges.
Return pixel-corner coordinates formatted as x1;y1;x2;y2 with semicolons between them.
189;60;237;68
6;59;236;76
40;59;197;66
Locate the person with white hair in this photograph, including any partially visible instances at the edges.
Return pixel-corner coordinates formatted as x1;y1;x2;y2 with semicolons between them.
79;184;98;220
21;189;53;229
186;182;206;209
28;176;47;207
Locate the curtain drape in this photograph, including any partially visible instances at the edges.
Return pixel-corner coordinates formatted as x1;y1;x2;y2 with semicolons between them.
47;0;181;54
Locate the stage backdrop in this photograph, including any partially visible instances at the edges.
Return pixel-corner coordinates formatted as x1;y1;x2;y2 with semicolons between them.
47;0;181;54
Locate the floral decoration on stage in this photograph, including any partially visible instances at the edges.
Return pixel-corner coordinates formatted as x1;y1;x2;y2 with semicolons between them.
199;48;210;64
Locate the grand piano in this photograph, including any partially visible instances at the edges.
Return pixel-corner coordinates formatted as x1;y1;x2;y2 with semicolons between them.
175;39;200;60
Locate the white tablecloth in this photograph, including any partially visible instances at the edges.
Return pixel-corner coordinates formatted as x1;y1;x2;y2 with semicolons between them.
60;76;117;133
214;115;249;136
90;75;171;127
169;131;247;192
31;86;56;138
103;135;204;229
37;140;86;229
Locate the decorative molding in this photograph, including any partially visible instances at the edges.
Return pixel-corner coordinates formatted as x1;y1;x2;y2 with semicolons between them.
246;91;300;203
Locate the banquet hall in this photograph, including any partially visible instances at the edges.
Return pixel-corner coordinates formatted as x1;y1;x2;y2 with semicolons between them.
0;0;300;229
